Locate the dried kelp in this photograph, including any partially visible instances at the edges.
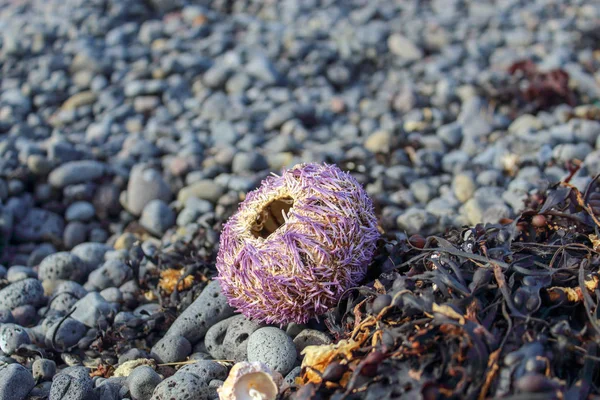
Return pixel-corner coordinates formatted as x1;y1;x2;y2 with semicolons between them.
287;177;600;399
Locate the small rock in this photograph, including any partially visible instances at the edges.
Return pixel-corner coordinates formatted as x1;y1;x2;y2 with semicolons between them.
70;242;110;271
453;174;476;203
33;359;56;381
293;329;332;356
13;208;64;243
178;181;225;204
12;305;37;326
45;318;86;350
396;208;438;236
204;315;261;362
39;252;87;283
246;55;281;84
65;202;95;222
100;287;123;303
94;183;122;218
0;323;30;355
0;278;44;310
61;91;97;111
388;33;423;60
49;366;94;400
0;363;35;400
247;327;297;375
126;164;172;216
127;366;162;400
48;160;105;188
70;293;116;328
86;259;132;291
7;265;36;282
365;130;394;154
151;335;192;363
231;152;269;174
163;280;234;344
140;200;175;236
150;373;209;400
63;222;88;250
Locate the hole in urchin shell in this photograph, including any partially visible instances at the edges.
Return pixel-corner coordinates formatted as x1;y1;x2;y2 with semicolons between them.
251;196;294;239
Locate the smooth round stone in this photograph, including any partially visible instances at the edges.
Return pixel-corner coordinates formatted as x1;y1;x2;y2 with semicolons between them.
126;164;172;216
65;201;95;222
33;359;57;381
139;200;175;236
0;324;30;354
151;335;192;363
127;366;162;400
247;327;297;375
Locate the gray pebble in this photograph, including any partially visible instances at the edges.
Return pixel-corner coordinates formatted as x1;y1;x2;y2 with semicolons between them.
127;366;162;400
231;152;269;174
151;373;210;400
86;259;132;291
7;265;36;282
204;314;261;362
125;164;172;216
63;222;88;250
247;327;297;375
49;366;94;400
0;309;15;324
70;293;116;328
118;348;150;365
178;180;225;204
39;252;87;283
140;200;175;236
70;242;110;271
0;278;44;310
246;55;281;84
28;243;57;267
12;305;37;327
396;207;439;236
48;160;105;188
0;363;35;400
388;33;423;60
163;280;234;345
177;361;228;385
45;318;86;350
65;202;95;222
0;323;31;355
293;329;332;356
13;208;64;243
151;335;192;363
33;359;57;381
100;287;122;303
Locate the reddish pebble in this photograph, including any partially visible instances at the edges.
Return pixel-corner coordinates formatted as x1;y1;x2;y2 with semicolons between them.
531;215;547;228
409;234;426;248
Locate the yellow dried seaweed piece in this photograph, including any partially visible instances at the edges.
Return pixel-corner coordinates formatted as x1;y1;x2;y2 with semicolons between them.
589;234;600;252
112;358;156;377
432;303;466;325
158;268;195;294
299;339;362;385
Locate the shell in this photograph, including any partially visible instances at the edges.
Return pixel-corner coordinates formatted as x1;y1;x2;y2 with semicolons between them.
217;361;284;400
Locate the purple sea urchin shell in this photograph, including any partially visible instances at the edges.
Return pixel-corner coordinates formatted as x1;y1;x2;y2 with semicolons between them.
216;163;380;325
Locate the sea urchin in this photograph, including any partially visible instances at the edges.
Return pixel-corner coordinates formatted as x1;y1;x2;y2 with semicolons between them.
216;162;380;325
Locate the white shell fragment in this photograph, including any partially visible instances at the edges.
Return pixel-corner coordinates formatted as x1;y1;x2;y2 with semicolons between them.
218;361;285;400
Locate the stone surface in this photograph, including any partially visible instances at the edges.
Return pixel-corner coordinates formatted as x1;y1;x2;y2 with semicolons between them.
163;280;234;345
247;327;297;375
0;363;35;400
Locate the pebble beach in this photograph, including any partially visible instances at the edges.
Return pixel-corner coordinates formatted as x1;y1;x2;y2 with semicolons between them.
0;0;599;399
